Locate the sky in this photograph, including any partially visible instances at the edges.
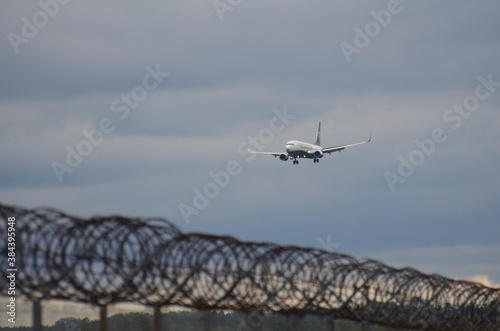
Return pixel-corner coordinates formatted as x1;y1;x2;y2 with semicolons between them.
1;1;499;320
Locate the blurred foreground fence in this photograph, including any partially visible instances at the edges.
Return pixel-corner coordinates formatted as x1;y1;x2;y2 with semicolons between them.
1;202;499;330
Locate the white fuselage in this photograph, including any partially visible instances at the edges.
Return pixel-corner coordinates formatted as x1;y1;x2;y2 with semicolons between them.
285;140;322;159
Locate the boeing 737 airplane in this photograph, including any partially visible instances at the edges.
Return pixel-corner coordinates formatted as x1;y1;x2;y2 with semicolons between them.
249;122;371;165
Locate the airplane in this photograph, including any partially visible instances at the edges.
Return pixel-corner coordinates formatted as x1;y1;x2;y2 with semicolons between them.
249;122;371;165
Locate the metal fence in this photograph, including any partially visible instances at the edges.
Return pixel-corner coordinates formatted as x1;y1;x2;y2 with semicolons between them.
1;202;499;330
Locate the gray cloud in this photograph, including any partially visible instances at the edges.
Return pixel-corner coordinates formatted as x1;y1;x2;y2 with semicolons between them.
1;0;499;288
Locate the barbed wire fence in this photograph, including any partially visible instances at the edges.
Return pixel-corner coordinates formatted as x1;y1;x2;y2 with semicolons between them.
0;202;499;331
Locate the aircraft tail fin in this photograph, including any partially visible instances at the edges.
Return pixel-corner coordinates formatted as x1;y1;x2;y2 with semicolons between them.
314;121;321;146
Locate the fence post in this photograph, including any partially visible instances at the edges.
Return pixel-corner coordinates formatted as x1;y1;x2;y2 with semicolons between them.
99;305;107;331
289;315;301;331
202;310;211;331
32;299;42;331
153;306;161;331
329;317;335;331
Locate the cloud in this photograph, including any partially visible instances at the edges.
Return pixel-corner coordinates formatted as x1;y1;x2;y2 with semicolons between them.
3;2;500;101
469;275;499;288
0;1;499;295
373;245;500;286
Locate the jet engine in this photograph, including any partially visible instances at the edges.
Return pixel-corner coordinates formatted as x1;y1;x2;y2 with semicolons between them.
313;150;324;158
279;154;289;161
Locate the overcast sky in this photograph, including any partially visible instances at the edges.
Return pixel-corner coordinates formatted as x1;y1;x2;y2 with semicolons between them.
1;0;499;306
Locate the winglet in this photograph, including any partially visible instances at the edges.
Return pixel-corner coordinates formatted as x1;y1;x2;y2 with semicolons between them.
314;121;321;146
367;133;372;143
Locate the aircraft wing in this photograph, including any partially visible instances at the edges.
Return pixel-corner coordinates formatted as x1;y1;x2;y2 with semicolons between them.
248;149;283;157
322;133;372;154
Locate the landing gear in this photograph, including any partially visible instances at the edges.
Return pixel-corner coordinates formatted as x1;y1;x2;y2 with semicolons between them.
313;158;319;163
293;159;299;165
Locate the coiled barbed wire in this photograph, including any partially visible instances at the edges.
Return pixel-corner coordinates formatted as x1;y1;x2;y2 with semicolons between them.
0;203;498;330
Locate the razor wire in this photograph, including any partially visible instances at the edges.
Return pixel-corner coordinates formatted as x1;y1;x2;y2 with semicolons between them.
0;202;498;330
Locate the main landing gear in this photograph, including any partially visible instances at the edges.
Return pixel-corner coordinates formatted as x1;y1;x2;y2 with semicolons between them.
292;158;319;165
